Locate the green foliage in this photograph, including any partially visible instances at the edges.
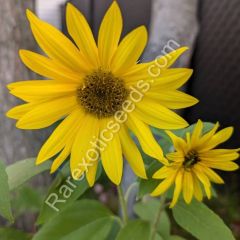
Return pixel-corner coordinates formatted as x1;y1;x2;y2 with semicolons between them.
33;200;116;240
172;199;235;240
138;161;162;198
12;185;43;216
37;164;102;224
6;158;51;191
0;228;31;240
134;199;170;239
0;160;13;222
60;217;118;240
116;220;151;240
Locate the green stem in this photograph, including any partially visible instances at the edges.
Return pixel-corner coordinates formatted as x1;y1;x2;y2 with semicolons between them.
117;185;128;226
124;182;139;203
150;194;167;240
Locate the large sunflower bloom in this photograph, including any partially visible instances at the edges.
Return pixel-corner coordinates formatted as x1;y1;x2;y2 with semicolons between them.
151;120;239;207
7;2;198;185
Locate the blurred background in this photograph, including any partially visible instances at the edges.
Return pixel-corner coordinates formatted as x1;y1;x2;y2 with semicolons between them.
0;0;239;238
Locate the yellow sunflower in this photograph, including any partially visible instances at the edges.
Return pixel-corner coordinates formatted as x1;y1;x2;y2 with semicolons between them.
151;120;239;207
7;2;198;185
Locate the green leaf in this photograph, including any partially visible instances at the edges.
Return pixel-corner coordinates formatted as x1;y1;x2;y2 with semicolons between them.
134;199;170;239
0;228;31;240
0;160;13;222
172;200;235;240
167;236;186;240
116;220;151;240
37;164;102;224
6;158;51;191
138;161;162;198
33;200;113;240
60;217;117;240
12;185;43;216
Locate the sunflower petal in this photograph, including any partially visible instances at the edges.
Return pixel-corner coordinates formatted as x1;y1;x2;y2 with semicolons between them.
127;113;167;164
66;3;98;67
98;1;122;69
50;145;71;173
16;96;77;129
203;161;239;171
19;50;83;82
146;90;198;110
111;26;148;74
70;115;99;179
6;102;38;119
100;121;123;185
200;165;224;184
86;158;99;187
119;125;147;179
10;80;78;102
200;127;234;151
170;169;183;208
191;120;203;147
135;98;188;129
123;47;189;84
37;109;83;164
183;171;194;204
192;174;203;201
152;166;174;179
151;174;175;197
193;165;211;199
26;10;89;73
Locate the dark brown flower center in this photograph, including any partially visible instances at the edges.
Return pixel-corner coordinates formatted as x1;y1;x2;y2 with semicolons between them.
183;150;200;168
77;69;129;118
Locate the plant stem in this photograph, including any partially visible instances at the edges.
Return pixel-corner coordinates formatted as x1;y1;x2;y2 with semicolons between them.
117;185;128;226
150;194;167;240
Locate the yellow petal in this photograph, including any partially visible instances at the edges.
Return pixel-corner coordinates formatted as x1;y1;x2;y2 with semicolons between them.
203;161;239;171
193;165;211;199
182;171;194;204
16;96;77;129
149;69;193;90
170;169;183;208
26;10;89;73
191;120;203;147
66;3;98;67
166;152;185;162
127;113;167;164
200;127;233;151
192;174;203;201
10;80;78;102
19;50;83;83
100;120;123;185
146;90;198;110
156;47;189;70
98;1;122;69
86;157;99;187
196;122;220;150
135;98;189;129
119;125;147;179
199;149;239;161
153;166;175;179
70;115;99;180
111;26;148;74
199;165;224;184
37;109;83;165
6;102;38;119
151;173;176;197
165;130;188;154
50;145;71;173
123;47;190;84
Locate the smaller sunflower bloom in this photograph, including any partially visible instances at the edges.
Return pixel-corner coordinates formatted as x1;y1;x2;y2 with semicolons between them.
151;120;239;207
